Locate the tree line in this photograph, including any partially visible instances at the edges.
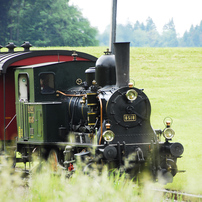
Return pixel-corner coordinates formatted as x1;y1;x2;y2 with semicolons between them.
0;0;99;47
0;0;202;47
99;17;202;47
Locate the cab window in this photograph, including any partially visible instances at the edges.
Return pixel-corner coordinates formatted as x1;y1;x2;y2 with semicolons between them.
39;73;55;94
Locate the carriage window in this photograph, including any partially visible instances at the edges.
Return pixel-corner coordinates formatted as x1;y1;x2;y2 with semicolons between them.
39;73;55;94
18;74;29;101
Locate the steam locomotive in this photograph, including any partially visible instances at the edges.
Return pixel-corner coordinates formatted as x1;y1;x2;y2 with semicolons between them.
14;42;184;183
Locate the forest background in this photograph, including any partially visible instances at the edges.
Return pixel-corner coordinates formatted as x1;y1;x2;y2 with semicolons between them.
0;0;202;47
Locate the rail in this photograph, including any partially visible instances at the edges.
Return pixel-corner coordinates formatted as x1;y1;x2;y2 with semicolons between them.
151;188;202;200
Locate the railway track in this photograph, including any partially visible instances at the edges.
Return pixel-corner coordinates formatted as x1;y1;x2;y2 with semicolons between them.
152;188;202;201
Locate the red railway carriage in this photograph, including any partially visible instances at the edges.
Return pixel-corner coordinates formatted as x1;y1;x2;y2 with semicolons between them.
0;43;97;144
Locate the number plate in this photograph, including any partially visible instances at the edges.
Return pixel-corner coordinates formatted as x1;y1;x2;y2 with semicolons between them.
123;114;136;122
28;106;34;113
29;116;35;123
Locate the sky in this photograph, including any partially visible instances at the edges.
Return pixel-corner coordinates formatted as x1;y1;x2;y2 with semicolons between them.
69;0;202;37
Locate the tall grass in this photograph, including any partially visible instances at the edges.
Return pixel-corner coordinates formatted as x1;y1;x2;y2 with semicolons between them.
0;157;168;202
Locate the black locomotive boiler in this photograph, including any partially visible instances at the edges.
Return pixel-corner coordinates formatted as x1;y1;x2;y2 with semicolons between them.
14;42;184;183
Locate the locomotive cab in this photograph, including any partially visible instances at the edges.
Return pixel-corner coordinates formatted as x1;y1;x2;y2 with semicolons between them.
14;60;96;161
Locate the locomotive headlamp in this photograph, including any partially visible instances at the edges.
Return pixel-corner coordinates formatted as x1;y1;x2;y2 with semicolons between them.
163;128;175;140
103;130;115;142
126;89;138;101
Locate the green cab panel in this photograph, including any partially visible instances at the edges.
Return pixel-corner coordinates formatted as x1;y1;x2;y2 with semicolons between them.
17;102;68;142
14;60;95;144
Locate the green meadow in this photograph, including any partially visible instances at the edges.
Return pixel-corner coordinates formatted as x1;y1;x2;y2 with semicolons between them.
1;46;202;199
129;47;202;194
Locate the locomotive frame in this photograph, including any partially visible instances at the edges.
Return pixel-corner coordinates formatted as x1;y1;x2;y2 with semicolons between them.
11;42;184;183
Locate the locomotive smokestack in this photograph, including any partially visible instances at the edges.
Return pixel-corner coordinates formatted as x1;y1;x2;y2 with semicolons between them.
114;42;130;87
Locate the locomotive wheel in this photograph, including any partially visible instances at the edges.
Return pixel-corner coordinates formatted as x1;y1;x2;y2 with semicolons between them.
47;150;59;172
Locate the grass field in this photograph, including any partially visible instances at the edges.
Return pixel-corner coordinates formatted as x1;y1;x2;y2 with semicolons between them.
1;46;202;198
129;47;202;194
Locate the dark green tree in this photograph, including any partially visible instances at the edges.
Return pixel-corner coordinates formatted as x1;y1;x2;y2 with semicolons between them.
6;0;98;46
8;0;27;44
0;0;13;45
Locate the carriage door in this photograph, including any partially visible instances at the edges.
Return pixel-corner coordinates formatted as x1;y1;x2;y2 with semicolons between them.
18;74;29;140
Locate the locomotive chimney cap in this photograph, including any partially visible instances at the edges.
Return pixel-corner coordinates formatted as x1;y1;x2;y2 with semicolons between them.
21;41;32;51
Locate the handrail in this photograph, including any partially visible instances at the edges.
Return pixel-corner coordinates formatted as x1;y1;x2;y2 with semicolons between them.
5;114;16;129
98;96;103;145
56;90;86;97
